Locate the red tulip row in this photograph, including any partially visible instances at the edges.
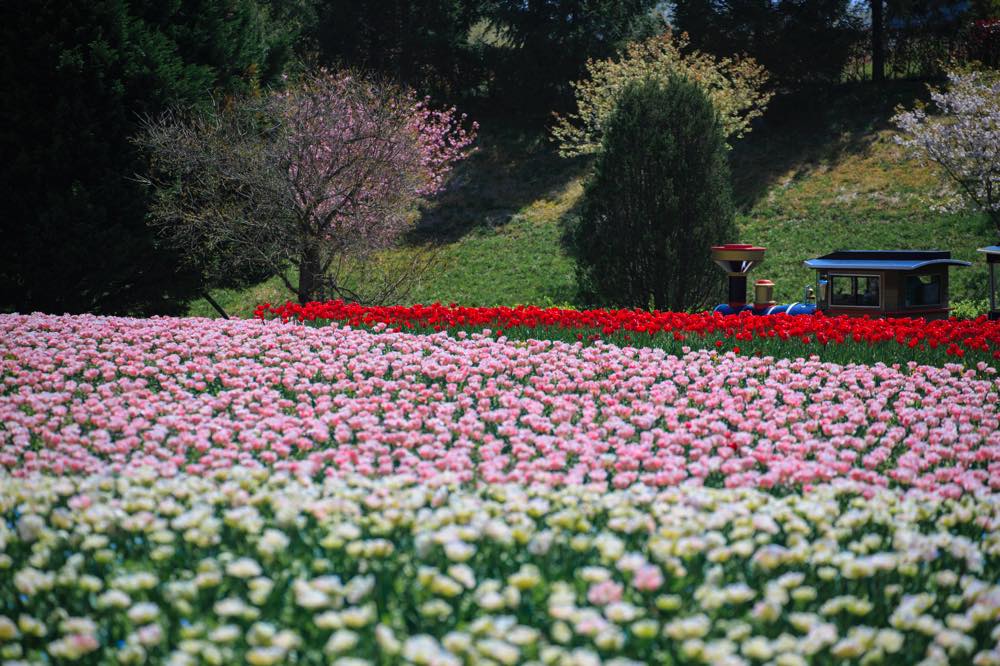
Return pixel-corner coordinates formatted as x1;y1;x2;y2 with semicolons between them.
254;300;1000;367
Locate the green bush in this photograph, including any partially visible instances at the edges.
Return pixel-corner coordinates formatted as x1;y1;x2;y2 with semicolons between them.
573;76;736;311
950;298;990;320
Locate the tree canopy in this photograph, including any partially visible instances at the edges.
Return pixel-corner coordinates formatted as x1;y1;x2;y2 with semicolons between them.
894;69;1000;231
135;69;478;306
552;31;772;157
670;0;863;87
312;0;484;100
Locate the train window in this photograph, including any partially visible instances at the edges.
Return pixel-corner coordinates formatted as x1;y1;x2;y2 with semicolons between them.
831;276;854;305
904;274;941;307
830;275;881;307
860;276;880;306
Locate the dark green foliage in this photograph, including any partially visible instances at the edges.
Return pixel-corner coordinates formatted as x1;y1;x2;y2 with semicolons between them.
309;0;659;114
486;0;660;113
971;0;1000;17
0;0;296;315
312;0;484;100
671;0;863;87
573;77;736;311
883;0;982;78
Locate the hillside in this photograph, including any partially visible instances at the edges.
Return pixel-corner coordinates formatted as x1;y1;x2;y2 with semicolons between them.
188;81;995;318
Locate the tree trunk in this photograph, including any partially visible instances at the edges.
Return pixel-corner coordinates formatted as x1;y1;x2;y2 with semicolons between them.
202;291;230;319
871;0;885;83
298;244;321;304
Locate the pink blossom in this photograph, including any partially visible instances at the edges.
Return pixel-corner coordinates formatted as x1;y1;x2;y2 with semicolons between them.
633;565;664;592
587;580;624;606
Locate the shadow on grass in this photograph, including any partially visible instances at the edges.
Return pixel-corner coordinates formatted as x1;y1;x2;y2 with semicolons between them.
412;80;938;244
730;80;933;211
407;122;592;245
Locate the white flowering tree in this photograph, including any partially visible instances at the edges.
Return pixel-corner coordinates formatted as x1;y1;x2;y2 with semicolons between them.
893;69;1000;232
551;32;772;157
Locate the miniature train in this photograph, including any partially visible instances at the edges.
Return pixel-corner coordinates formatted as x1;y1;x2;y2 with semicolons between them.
711;243;987;320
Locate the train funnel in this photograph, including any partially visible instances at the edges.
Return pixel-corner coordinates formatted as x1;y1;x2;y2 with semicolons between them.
710;243;766;308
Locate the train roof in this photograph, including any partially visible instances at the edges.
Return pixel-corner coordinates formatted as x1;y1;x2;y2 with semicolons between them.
804;250;972;271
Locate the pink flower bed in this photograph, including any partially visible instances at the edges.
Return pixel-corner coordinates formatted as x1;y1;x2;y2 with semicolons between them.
1;314;998;496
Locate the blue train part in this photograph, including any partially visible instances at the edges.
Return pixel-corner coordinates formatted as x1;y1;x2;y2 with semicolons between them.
713;302;817;316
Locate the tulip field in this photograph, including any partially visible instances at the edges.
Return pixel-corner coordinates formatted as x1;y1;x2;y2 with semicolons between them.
256;300;1000;368
2;312;1000;665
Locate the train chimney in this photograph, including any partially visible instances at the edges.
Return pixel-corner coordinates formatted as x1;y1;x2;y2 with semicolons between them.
710;244;766;309
754;279;776;310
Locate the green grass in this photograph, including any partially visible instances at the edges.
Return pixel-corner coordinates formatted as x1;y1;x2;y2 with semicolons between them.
188;81;997;319
405;210;577;307
187;272;293;318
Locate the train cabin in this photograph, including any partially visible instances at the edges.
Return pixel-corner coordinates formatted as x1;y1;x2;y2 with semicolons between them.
804;250;971;320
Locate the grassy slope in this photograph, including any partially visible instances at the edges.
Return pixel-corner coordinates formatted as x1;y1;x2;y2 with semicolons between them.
730;81;992;306
188;81;995;318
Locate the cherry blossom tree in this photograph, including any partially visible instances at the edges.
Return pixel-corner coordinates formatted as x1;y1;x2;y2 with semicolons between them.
893;69;1000;232
136;69;477;306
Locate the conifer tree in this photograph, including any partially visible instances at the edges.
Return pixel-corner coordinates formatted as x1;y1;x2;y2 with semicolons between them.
574;76;736;311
